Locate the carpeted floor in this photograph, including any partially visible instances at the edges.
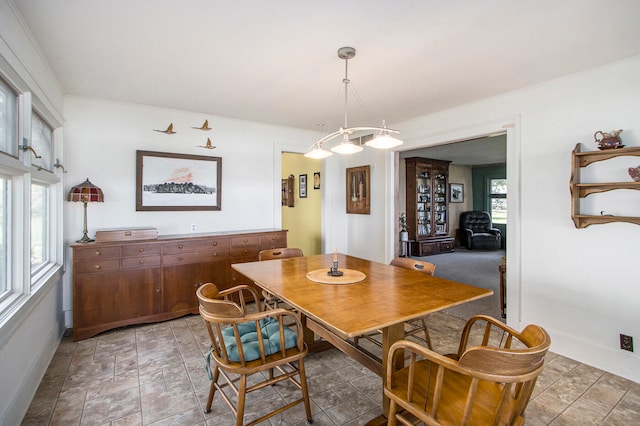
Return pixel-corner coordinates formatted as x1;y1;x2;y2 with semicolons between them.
415;247;505;321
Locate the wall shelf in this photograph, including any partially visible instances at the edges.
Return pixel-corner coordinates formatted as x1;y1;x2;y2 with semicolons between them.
570;143;640;228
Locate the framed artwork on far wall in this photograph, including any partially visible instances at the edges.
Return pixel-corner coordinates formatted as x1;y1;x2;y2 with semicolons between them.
449;183;464;203
136;150;222;211
313;172;320;189
346;165;370;214
299;174;307;198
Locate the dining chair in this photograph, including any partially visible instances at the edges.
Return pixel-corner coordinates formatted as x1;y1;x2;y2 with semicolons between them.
384;315;551;425
354;257;436;350
197;283;312;426
258;247;304;309
390;257;436;349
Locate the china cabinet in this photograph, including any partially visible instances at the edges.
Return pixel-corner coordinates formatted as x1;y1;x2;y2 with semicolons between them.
405;157;454;255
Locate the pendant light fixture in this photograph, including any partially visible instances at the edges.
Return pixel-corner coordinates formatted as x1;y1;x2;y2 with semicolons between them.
304;47;403;159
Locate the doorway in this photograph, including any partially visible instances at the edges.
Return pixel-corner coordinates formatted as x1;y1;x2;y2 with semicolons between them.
396;134;508;320
281;152;322;255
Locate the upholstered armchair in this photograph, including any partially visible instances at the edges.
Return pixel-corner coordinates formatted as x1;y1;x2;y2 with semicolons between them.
459;210;502;250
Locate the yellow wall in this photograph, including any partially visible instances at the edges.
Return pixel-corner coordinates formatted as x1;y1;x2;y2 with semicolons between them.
281;153;322;255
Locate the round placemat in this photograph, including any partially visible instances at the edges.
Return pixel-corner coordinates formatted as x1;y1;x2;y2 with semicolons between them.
305;268;366;285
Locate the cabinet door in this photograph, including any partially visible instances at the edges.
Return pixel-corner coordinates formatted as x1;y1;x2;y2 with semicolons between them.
73;268;160;340
162;259;228;314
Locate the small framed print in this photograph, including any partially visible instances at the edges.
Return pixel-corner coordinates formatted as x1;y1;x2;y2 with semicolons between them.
449;183;464;203
299;174;307;198
313;172;320;189
346;165;370;214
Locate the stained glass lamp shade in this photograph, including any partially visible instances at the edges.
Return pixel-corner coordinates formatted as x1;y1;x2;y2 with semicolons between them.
67;178;104;243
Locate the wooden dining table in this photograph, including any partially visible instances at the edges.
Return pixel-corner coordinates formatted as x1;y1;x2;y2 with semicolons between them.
231;253;492;420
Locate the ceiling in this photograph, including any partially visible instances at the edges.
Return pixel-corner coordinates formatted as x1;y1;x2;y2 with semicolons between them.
12;0;640;136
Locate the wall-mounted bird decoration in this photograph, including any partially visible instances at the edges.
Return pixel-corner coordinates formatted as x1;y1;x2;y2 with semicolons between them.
153;123;176;134
192;120;212;131
198;138;216;149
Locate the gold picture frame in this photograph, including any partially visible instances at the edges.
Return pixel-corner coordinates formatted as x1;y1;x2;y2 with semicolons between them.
346;165;370;214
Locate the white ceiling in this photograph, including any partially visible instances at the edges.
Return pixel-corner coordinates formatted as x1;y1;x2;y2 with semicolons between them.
12;0;640;137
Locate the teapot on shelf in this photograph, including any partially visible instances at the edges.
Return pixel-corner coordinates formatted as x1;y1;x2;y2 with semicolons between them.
594;129;624;150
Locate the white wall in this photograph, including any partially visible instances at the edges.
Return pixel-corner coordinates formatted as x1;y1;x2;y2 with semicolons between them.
388;57;640;382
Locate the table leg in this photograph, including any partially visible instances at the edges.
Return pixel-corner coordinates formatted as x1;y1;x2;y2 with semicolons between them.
381;322;405;416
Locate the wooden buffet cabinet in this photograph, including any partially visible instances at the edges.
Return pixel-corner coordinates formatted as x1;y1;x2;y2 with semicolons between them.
71;229;287;341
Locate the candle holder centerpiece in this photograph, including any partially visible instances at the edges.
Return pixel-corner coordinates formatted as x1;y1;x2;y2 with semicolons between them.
328;249;344;277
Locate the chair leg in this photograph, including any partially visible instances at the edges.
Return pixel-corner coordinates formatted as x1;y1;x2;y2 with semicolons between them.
421;318;433;350
297;359;313;423
388;400;398;426
236;375;247;426
204;365;219;413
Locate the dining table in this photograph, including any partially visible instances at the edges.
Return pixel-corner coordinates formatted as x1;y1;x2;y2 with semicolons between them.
231;253;493;422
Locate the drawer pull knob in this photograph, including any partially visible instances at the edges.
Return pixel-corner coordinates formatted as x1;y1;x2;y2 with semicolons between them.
138;248;144;253
244;239;248;243
213;253;217;257
95;250;101;256
178;256;184;261
155;289;161;293
212;242;217;246
95;264;101;270
271;236;275;240
178;244;184;249
139;260;145;264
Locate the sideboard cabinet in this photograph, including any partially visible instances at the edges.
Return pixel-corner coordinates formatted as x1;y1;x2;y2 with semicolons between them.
72;229;287;340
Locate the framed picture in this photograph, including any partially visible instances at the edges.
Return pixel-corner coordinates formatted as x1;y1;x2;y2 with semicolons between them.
346;165;370;214
449;183;464;203
299;174;307;198
136;150;222;211
313;172;321;189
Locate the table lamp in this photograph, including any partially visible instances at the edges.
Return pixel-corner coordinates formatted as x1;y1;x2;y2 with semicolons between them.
67;178;104;243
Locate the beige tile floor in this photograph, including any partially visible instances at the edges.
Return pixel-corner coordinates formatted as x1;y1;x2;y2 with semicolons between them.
22;311;640;425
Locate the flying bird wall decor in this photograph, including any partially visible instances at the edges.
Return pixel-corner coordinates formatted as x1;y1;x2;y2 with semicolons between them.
198;138;216;149
192;120;212;131
153;123;176;134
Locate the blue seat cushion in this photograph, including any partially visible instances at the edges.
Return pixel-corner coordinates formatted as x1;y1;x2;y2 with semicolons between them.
221;317;298;362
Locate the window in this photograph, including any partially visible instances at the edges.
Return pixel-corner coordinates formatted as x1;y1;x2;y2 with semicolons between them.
0;176;8;297
0;78;18;156
31;112;53;171
31;181;48;274
490;178;507;224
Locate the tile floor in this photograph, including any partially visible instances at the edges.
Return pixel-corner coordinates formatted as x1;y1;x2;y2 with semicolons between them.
22;311;640;425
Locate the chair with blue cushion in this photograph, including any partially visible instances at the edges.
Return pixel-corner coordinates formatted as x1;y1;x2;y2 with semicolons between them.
197;283;312;425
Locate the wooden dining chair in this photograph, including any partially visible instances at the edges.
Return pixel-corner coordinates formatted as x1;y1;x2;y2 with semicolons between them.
197;283;312;426
384;315;551;425
258;248;304;309
355;257;436;350
390;257;436;349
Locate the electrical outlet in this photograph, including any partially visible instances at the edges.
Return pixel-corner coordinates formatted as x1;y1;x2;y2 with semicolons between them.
190;223;196;232
620;334;634;352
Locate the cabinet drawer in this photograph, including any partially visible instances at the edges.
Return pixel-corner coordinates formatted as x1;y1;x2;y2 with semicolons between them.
162;238;229;254
122;243;161;257
230;247;259;258
439;240;455;252
122;255;162;270
74;259;121;274
73;246;121;261
231;236;260;248
163;250;227;266
259;232;287;249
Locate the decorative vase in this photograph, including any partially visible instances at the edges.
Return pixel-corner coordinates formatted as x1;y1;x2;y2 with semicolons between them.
400;231;409;242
